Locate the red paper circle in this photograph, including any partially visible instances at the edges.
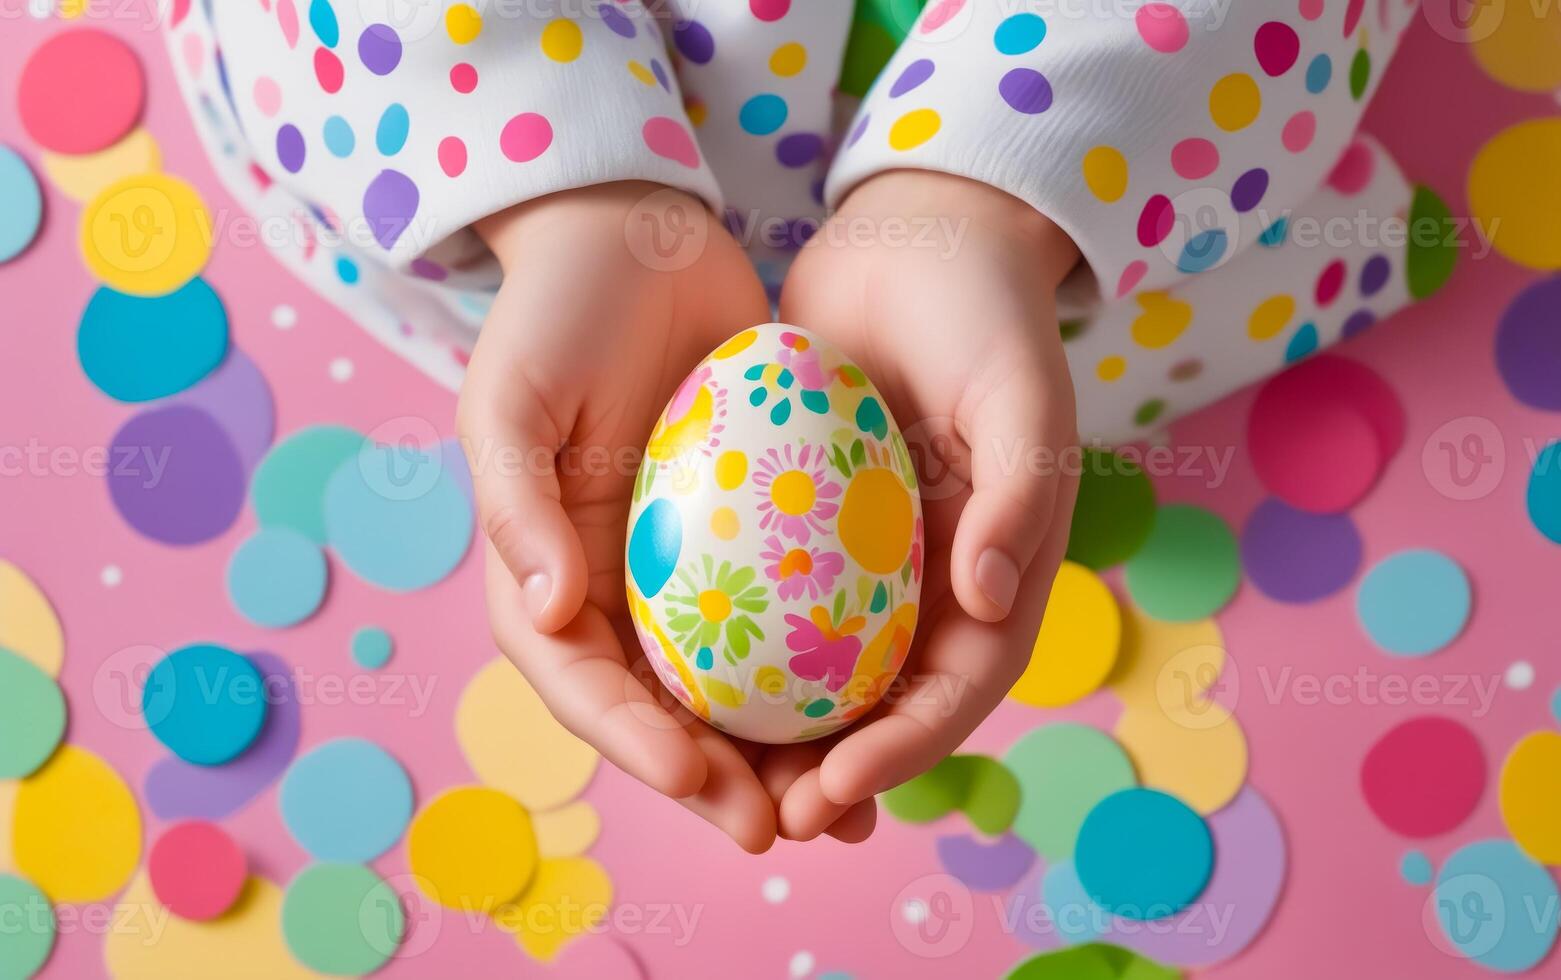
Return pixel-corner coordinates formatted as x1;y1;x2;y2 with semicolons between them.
148;821;248;921
1361;717;1486;838
18;29;145;154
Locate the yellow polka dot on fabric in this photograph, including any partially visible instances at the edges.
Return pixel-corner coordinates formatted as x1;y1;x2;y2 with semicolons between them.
627;60;656;86
532;801;601;859
1130;292;1193;349
1471;1;1561;92
1097;355;1126;382
1469;117;1561;270
493;857;612;961
710;506;740;540
540;19;583;63
409;786;537;912
1114;703;1248;814
770;42;807;77
0;560;63;677
42;127;161;204
1209;73;1261;132
1008;562;1121;708
716;451;748;490
686;100;708;127
106;874;315;980
1107;604;1226;714
13;746;141;902
1082;146;1129;203
457;658;598;811
445;4;483;45
80;173;212;297
1499;730;1561;863
1247;294;1296;340
889;109;941;151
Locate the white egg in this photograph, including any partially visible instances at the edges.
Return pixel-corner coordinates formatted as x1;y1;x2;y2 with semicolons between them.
626;324;924;743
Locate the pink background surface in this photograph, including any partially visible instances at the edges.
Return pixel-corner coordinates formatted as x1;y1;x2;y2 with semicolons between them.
2;5;1559;978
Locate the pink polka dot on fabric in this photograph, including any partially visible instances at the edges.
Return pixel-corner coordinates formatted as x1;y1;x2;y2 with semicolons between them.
500;113;553;163
438;136;468;177
920;0;967;34
750;0;790;21
1171;138;1219;179
277;0;300;48
1282;110;1316;152
1343;0;1366;36
1298;0;1324;20
642;115;701;168
450;63;478;94
1327;140;1374;194
1135;3;1189;53
314;48;344;94
181;32;205;76
1253;21;1300;76
1137;194;1175;247
252;77;282;117
1116;260;1148;298
1315;259;1347;307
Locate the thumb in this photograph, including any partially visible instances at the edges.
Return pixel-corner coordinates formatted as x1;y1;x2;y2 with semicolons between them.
950;354;1075;622
457;375;589;635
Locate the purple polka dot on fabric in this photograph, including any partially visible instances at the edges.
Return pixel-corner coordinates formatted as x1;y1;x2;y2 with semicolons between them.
673;19;714;64
890;58;936;97
362;169;420;250
999;67;1052;114
276;124;306;173
773;217;819;251
410;257;448;282
358;24;402;76
776;132;824;168
1360;254;1390;296
1231;168;1269;212
109;405;246;546
847;113;871;147
1241;498;1362;603
650;58;670;91
599;3;636;38
1341;309;1376;338
1496;275;1561;410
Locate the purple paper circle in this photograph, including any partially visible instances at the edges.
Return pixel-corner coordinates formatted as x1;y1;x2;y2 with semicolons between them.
1241;497;1362;603
1000;68;1052;114
1496;275;1561;411
109;405;246;545
358;24;403;76
169;348;275;473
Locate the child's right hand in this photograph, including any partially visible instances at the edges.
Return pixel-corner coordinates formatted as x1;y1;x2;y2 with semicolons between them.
458;182;811;852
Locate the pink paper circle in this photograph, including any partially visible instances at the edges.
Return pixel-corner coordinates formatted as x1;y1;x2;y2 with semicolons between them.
1361;717;1485;838
149;821;248;921
18;29;145;154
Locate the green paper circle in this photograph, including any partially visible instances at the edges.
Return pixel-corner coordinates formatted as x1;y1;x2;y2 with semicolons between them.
252;425;367;544
1124;504;1241;621
1066;449;1157;570
0;648;66;779
0;874;56;979
281;863;404;975
1004;723;1136;860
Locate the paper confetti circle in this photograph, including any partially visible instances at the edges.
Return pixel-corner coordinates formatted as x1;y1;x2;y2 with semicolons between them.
142;644;267;766
1469;118;1561;270
1530;441;1561;544
39;127;161;204
226;527;327;628
0;649;66;780
456;657;598;811
78;279;228;402
253;425;367;544
1009;561;1120;708
80;173;213;296
1124;505;1240;621
18;28;145;154
881;754;1021;836
1495;275;1561;411
281;863;405;974
1074;788;1212;921
1066;450;1157;569
148;821;247;921
0;561;64;677
0;874;55;979
279;738;414;863
1431;839;1558;972
12;745;141;903
168;347;276;473
1360;716;1485;838
1114;704;1247;814
1241;499;1362;603
105;873;310;979
108;405;247;545
1355;549;1471;656
322;444;473;591
408;786;537;911
1498;730;1561;865
1006;724;1136;860
351;626;393;670
936;833;1036;893
492;857;613;961
0;146;44;265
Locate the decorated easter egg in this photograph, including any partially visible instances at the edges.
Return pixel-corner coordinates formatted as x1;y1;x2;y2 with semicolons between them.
625;324;924;744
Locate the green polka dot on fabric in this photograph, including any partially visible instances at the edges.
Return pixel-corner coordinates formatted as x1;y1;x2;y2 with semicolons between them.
281;863;404;975
1124;505;1241;621
252;425;367;544
1005;723;1136;860
0;648;66;779
1067;449;1157;569
0;874;55;978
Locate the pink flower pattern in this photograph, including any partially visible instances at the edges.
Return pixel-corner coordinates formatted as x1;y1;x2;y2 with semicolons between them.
761;535;845;601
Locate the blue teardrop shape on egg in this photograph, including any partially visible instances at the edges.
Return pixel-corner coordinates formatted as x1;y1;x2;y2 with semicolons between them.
628;498;681;597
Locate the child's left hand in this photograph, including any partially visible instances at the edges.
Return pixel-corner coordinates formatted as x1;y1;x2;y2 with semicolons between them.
770;170;1084;839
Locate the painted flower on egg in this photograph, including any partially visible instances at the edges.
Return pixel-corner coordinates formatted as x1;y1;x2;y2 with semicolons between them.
626;324;923;743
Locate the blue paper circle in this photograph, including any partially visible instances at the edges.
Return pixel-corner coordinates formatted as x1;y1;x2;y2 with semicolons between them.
78;279;228;402
1356;549;1471;656
142;645;267;766
322;445;472;591
253;425;367;544
1075;788;1213;921
351;627;393;670
1529;441;1561;545
279;737;413;862
1434;839;1558;972
227;527;328;628
0;145;43;264
1401;850;1433;886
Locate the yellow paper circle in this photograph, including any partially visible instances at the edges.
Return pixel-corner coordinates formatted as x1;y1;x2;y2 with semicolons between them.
1009;562;1121;708
1499;730;1561;864
1114;703;1248;814
456;658;599;811
80;173;213;297
1108;604;1226;714
41;128;161;204
0;559;64;677
532;801;602;859
13;745;141;902
492;857;612;962
1468;117;1561;270
1470;1;1561;92
408;786;537;912
0;779;16;872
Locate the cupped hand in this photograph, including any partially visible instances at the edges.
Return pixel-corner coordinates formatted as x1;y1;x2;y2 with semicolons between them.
768;170;1083;840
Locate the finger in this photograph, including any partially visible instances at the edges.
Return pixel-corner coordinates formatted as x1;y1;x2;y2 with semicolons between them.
777;767;850;842
486;547;707;799
459;356;588;634
950;349;1076;623
757;743;820;807
823;799;877;844
676;727;778;854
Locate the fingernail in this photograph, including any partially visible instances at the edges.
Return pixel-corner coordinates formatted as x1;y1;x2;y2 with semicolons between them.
975;549;1020;616
522;573;553;624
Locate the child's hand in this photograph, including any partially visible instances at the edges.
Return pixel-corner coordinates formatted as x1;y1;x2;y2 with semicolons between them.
769;170;1083;839
459;182;787;852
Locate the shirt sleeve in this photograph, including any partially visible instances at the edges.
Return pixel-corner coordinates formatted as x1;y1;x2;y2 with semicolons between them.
826;0;1418;300
212;0;721;272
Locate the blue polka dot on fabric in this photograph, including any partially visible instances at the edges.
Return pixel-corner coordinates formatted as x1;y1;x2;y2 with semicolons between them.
739;93;788;135
1356;549;1471;656
375;104;409;156
78;279;229;403
279;738;413;862
1285;322;1318;362
994;13;1047;55
0;145;43;264
323;116;355;157
308;0;340;47
227;526;328;628
322;444;473;591
143;645;267;766
1177;229;1228;273
1400;850;1433;886
1259;218;1288;247
1434;840;1558;972
351;627;394;670
1075;788;1213;921
1306;54;1332;93
336;257;360;284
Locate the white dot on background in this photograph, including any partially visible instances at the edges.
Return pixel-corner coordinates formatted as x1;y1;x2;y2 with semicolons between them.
100;565;123;588
902;898;928;924
761;875;790;904
788;950;814;979
329;357;354;382
271;304;298;329
1506;661;1536;690
28;0;51;18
